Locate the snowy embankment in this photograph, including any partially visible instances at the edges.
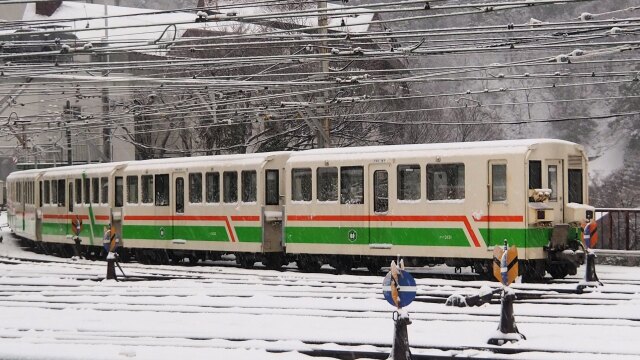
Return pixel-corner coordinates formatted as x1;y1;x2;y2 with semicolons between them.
1;211;640;359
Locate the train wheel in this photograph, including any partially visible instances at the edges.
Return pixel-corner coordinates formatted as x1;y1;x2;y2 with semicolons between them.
236;254;254;269
548;264;569;279
262;253;284;271
296;255;321;272
522;260;546;283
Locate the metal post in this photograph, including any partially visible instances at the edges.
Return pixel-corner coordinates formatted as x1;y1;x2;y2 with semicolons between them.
106;253;117;280
317;0;330;148
64;100;72;165
102;0;111;162
609;212;613;250
625;212;630;250
391;311;412;360
487;289;525;345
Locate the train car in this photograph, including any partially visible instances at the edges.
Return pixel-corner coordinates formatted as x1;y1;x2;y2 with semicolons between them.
6;152;290;266
6;139;593;280
118;152;289;267
284;139;593;279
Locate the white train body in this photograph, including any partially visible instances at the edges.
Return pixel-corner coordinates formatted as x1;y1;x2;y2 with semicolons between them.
6;139;593;278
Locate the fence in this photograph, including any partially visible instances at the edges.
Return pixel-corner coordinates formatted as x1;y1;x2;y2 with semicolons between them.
594;208;640;250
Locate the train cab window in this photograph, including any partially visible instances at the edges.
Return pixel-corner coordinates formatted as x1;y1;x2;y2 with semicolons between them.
317;167;338;202
83;177;90;204
115;177;123;207
548;165;558;202
491;164;507;202
397;165;421;201
175;177;184;213
205;172;220;203
427;163;465;200
340;166;364;205
101;177;109;204
51;180;58;205
292;168;312;202
568;169;583;204
189;173;203;203
223;171;238;203
57;179;65;207
127;176;139;204
92;178;99;204
141;175;154;203
155;174;170;206
529;161;542;189
75;179;82;204
241;170;257;203
265;170;279;205
374;170;388;213
44;180;50;204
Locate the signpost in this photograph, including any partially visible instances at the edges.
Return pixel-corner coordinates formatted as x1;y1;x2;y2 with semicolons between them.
71;215;83;260
578;219;603;293
103;225;124;280
382;260;416;360
488;240;526;345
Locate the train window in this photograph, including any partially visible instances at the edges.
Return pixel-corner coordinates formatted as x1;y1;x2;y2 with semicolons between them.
75;179;82;204
340;166;364;205
92;178;99;204
39;181;43;207
427;163;465;201
51;180;58;205
101;177;108;204
374;170;388;213
205;172;220;203
241;170;257;203
548;165;558;202
127;176;139;204
175;177;184;213
69;182;73;212
223;171;238;203
189;173;203;203
83;177;90;204
44;180;50;204
397;165;421;201
568;169;583;204
57;179;65;207
317;167;338;201
115;177;123;207
155;174;170;206
529;161;542;190
265;170;279;205
491;164;507;202
141;175;154;204
292;168;312;202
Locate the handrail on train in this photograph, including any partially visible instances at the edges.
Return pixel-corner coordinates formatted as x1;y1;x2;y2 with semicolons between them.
594;208;640;251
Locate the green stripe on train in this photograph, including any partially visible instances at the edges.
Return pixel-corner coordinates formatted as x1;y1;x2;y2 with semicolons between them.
42;222;105;237
286;226;554;248
286;227;471;246
122;225;261;243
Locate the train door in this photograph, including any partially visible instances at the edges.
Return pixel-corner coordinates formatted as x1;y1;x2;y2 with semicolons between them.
35;175;43;241
369;163;392;247
112;175;124;246
546;159;564;223
172;172;186;241
262;169;284;252
487;160;509;247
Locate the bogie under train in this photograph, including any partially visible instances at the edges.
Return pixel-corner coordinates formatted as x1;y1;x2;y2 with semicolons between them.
6;139;593;280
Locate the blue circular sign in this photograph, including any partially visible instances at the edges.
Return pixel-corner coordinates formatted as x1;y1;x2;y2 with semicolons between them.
382;269;417;308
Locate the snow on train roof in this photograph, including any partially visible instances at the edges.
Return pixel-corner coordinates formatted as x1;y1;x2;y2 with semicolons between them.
288;138;580;162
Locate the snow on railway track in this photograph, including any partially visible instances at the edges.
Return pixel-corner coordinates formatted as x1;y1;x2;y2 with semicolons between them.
2;230;640;359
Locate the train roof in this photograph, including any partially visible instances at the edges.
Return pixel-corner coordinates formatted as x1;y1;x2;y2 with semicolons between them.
288;139;581;162
6;151;291;179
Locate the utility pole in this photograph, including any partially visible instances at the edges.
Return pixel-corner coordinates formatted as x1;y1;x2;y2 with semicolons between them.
317;0;330;148
64;100;72;165
101;0;111;162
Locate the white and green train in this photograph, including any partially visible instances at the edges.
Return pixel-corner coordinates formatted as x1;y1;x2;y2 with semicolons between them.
6;139;594;279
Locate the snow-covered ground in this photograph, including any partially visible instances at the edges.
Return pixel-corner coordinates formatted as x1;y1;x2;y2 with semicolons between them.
1;211;640;359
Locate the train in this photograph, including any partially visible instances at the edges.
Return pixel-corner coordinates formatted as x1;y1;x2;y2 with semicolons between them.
5;139;594;280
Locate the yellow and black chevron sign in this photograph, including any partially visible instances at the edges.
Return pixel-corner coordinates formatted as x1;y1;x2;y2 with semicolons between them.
493;245;519;285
